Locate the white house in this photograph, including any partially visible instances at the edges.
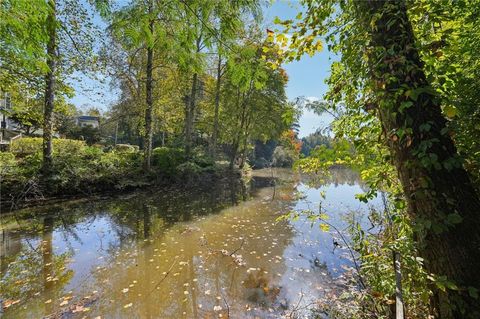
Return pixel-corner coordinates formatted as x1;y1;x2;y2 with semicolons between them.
76;115;100;128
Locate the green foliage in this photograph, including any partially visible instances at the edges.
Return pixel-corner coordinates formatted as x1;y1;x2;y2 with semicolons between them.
114;144;139;153
152;147;185;174
295;139;353;173
176;161;203;176
0;152;22;188
301;130;332;156
10;137;86;157
1;140;144;197
67;126;102;145
271;146;296;168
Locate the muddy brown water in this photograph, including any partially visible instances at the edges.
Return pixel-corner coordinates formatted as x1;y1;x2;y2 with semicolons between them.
0;168;380;318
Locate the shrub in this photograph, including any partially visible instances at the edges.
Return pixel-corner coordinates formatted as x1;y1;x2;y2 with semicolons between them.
0;152;20;179
19;152;43;178
192;155;215;168
272;146;296;167
9;137;42;157
152;147;185;173
114;144;138;153
10;137;86;157
176;161;202;176
53;139;86;156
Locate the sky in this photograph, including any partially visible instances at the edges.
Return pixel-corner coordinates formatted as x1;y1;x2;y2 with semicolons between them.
70;0;335;138
264;1;336;137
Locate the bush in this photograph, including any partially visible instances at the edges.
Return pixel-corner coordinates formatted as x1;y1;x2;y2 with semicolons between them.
53;139;86;156
271;146;296;167
192;154;215;168
114;144;138;153
9;137;42;157
176;161;203;176
0;152;20;181
3;137;145;195
152;147;185;173
10;137;86;157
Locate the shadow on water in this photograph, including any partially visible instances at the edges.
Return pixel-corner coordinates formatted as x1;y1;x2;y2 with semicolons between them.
0;168;379;318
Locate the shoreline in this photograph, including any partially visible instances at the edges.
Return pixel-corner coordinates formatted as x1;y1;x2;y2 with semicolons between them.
0;167;247;213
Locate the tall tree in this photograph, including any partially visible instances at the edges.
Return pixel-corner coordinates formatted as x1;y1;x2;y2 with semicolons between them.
210;53;224;159
355;2;480;317
276;0;480;317
109;0;189;169
221;39;291;169
144;0;154;170
42;0;57;174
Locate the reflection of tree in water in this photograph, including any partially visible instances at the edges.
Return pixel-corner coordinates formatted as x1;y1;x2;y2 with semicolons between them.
243;268;281;306
1;172;299;318
0;216;73;315
80;180;297;318
99;177;252;244
302;167;363;189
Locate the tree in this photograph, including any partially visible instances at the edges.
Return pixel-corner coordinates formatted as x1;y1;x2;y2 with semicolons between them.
220;36;292;169
42;0;56;174
108;0;196;169
1;0;101;174
0;0;49;90
276;0;480;317
354;2;480;316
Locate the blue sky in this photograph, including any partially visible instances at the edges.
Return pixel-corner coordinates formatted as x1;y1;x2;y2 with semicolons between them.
264;1;335;137
70;0;334;137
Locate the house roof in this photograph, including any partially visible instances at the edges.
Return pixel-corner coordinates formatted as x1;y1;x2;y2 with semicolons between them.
77;115;99;121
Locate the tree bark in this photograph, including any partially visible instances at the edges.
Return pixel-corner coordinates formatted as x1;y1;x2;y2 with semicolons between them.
210;55;222;160
42;0;57;176
143;0;154;171
42;216;54;315
185;73;198;158
356;1;480;318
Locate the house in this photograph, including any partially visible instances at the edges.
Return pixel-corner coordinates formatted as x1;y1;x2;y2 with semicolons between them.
0;92;16;131
76;115;100;128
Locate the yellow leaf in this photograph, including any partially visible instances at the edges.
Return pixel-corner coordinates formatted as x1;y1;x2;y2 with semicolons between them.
443;105;457;118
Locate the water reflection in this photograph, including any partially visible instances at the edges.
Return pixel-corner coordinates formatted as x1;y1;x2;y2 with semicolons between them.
1;168;379;318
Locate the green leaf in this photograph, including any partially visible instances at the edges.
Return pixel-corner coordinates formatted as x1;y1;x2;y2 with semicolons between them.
446;213;462;224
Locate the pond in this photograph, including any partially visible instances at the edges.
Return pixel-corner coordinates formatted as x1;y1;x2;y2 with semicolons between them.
0;168;380;318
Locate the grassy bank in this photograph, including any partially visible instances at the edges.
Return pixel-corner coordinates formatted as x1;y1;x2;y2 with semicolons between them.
0;138;246;210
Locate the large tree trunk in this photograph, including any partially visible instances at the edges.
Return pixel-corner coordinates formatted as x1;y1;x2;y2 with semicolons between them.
210;55;222;160
229;141;238;171
185;73;198;158
356;1;480;318
143;1;154;171
42;0;56;175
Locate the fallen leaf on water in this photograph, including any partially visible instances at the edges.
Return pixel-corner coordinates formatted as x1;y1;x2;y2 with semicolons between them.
72;305;89;313
3;299;20;308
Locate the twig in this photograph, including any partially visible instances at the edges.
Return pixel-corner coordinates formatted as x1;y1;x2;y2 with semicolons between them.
288;291;305;319
306;202;367;290
221;294;230;318
229;237;245;256
148;259;177;295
